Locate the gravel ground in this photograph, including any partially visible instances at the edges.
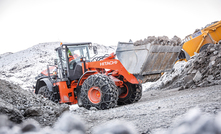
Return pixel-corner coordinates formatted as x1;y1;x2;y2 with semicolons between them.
1;84;221;134
71;85;221;134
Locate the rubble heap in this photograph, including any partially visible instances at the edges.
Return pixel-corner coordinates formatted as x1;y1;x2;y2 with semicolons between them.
162;43;221;90
134;35;181;46
0;79;69;126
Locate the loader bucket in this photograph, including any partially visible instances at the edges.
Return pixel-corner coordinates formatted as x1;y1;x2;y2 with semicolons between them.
116;42;182;83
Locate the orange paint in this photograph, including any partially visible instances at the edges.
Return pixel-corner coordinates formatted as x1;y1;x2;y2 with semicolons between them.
55;81;77;104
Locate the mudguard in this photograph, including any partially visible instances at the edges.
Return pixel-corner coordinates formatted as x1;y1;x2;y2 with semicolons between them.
35;78;53;94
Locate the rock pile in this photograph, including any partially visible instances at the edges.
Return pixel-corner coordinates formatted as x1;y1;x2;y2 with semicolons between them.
149;42;221;90
134;35;181;46
170;43;221;90
0;79;69;126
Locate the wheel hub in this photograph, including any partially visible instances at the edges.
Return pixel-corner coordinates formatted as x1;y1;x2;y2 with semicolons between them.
119;84;129;98
88;87;102;104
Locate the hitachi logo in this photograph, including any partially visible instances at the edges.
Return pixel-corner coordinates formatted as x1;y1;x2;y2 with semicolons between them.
100;61;118;66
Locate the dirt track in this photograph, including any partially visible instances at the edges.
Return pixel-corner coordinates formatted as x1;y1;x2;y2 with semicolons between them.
71;85;221;134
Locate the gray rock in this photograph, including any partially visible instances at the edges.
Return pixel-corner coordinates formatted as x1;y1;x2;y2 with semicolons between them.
213;51;218;55
184;74;194;83
93;120;138;134
184;80;194;89
54;111;85;133
210;48;215;52
209;60;216;67
193;71;202;83
21;119;40;132
214;113;221;133
0;115;12;128
214;80;221;85
24;107;41;117
207;75;214;82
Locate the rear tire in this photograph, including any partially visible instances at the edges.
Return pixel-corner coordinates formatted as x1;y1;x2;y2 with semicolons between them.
38;86;54;101
80;74;118;110
199;43;212;52
117;82;142;106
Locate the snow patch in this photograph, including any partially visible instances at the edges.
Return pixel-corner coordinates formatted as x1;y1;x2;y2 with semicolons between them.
142;61;187;91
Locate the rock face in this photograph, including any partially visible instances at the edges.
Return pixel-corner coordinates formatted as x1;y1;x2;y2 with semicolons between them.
0;79;69;126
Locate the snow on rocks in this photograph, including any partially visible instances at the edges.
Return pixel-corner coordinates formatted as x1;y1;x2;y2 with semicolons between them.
0;42;59;90
143;60;187;91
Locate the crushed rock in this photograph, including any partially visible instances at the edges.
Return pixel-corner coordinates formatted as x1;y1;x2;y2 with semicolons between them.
134;35;181;46
167;43;221;90
0;79;69;126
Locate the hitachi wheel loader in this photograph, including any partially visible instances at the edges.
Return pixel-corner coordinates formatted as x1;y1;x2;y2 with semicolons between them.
35;42;182;110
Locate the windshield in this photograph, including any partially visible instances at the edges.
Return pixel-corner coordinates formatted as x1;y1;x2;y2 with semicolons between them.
67;45;90;62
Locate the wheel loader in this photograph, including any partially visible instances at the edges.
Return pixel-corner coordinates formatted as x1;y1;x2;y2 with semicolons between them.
35;41;182;110
177;20;221;61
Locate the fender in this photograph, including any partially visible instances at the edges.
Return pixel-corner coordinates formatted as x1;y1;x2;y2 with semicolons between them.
35;78;53;94
76;71;97;95
76;71;98;88
76;70;98;107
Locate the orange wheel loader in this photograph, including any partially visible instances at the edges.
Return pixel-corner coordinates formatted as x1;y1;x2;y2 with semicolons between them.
35;42;182;110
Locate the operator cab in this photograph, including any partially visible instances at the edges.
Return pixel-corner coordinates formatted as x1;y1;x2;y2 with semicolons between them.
55;42;92;81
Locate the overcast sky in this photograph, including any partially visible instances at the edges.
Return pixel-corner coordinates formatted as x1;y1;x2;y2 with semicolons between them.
0;0;220;54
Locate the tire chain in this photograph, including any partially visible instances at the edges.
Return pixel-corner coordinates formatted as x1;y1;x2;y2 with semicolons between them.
118;83;142;105
80;74;118;110
133;84;142;102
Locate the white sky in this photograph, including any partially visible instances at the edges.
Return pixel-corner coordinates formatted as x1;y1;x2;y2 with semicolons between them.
0;0;220;54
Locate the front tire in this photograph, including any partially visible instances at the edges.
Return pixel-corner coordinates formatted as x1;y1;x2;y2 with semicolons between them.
80;74;118;110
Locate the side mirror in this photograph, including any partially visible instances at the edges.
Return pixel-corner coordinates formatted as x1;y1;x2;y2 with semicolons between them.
54;59;58;65
93;46;98;55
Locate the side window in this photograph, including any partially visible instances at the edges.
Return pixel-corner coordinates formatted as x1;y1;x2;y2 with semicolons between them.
83;47;90;60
